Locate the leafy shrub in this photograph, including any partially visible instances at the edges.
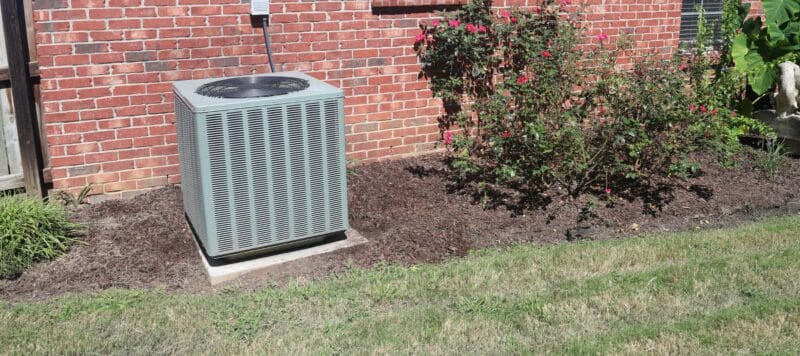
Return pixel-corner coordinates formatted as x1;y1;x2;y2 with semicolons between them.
683;5;773;164
0;195;80;278
415;0;760;197
732;0;800;97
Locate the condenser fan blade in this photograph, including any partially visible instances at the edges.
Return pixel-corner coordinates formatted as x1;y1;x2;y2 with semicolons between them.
195;76;310;99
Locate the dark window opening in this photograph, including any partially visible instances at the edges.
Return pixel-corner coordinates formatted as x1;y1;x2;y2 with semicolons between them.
679;0;724;48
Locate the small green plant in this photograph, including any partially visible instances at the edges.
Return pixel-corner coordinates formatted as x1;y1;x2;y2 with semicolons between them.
0;194;80;278
346;158;360;176
53;183;95;207
755;139;788;177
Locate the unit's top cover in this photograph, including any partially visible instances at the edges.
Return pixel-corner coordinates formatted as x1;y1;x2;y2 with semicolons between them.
173;72;343;113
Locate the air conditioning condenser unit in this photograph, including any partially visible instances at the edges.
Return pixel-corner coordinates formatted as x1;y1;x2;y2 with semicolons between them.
173;72;348;259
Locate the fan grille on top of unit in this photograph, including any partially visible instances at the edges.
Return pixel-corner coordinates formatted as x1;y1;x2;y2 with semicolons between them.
195;76;310;99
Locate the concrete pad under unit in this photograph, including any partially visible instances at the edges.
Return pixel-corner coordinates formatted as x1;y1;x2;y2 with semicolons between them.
195;229;367;285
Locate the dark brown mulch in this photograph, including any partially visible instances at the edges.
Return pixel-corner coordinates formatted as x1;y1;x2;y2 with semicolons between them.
2;147;799;300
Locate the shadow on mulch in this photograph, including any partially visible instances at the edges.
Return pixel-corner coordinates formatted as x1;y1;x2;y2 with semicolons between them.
2;147;799;301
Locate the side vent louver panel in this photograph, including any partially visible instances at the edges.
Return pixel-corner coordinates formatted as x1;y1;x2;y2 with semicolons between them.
175;74;348;258
267;106;291;242
247;108;275;246
287;104;310;238
207;113;234;253
306;102;328;235
175;96;207;244
324;99;347;230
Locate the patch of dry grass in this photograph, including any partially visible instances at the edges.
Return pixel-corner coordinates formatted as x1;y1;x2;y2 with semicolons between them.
1;215;799;354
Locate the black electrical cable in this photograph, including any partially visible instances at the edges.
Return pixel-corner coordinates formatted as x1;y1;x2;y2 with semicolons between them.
262;16;276;73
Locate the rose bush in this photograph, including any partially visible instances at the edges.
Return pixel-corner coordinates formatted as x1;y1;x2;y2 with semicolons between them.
415;0;767;198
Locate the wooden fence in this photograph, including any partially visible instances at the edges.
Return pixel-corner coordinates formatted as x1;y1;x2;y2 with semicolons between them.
0;15;23;191
0;0;45;196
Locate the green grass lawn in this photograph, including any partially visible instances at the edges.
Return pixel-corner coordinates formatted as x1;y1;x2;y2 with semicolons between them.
2;216;800;354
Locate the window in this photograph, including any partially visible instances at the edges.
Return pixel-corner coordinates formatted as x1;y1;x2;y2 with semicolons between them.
679;0;724;45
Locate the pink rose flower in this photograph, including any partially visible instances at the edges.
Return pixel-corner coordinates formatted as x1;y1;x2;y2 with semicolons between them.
449;19;460;27
699;105;708;113
443;131;453;145
597;32;608;41
679;63;688;71
466;24;477;33
510;17;518;23
478;25;487;33
500;9;510;18
432;19;440;27
604;187;612;194
689;104;696;111
414;33;425;43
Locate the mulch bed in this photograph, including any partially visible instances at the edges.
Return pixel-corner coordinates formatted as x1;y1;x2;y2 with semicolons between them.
2;147;799;301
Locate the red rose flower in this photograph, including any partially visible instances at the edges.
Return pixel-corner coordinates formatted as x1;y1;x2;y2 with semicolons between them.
502;130;511;138
517;75;528;84
540;50;552;58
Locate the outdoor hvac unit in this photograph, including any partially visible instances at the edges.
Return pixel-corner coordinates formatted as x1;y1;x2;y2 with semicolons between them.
173;72;348;259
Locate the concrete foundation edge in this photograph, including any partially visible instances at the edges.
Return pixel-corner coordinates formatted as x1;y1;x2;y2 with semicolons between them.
194;228;368;285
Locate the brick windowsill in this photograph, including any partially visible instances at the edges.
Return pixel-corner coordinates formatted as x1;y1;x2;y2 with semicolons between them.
371;0;467;8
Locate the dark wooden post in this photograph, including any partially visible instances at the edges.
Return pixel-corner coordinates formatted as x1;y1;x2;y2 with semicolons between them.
1;0;45;197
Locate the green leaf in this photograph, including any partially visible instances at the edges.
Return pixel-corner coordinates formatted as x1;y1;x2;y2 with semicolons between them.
767;22;788;44
732;33;750;70
748;65;778;95
763;0;800;26
781;21;800;44
744;49;767;70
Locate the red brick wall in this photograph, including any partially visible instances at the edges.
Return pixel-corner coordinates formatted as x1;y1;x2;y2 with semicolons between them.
33;0;696;195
